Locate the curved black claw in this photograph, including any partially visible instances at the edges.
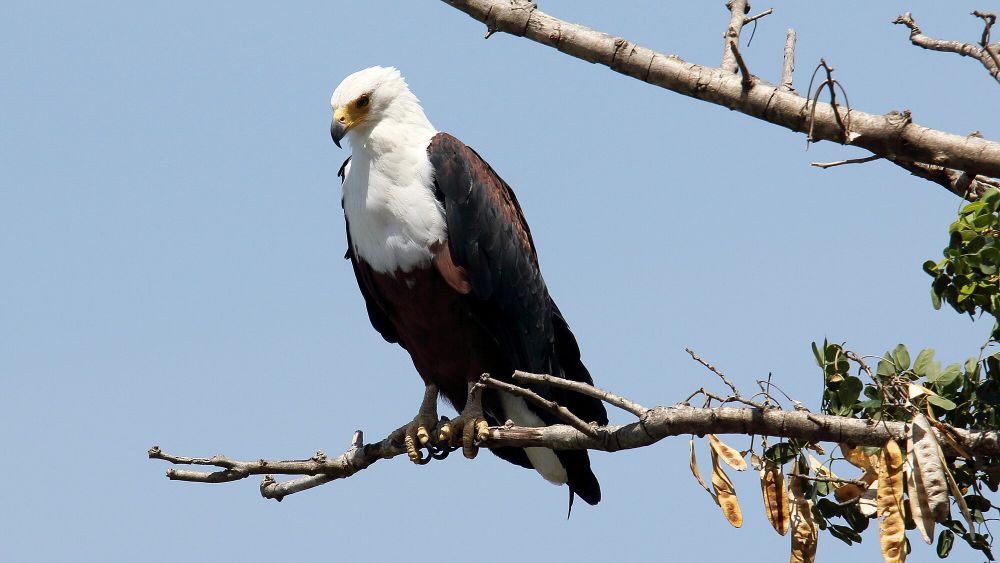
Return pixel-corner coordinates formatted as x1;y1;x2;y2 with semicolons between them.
428;442;460;460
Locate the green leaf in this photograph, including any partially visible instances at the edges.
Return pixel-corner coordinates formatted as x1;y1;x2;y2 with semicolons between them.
892;344;911;371
937;529;954;558
837;376;863;410
927;395;957;411
811;341;823;367
877;358;896;378
763;442;798;465
913;348;935;376
932;363;962;387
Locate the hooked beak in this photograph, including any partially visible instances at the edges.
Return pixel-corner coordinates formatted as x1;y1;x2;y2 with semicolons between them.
330;119;346;148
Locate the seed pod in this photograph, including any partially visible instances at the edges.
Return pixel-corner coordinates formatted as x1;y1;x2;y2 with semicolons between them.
859;478;879;517
834;482;863;504
789;475;817;563
936;439;975;532
709;434;747;471
878;440;906;563
910;414;950;522
760;460;790;536
689;437;718;504
907;424;935;545
710;445;743;527
841;443;878;473
908;414;951;545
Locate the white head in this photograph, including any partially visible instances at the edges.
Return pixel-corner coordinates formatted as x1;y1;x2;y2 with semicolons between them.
329;66;432;148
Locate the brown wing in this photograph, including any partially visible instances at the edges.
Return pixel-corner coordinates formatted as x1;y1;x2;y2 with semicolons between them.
427;132;608;505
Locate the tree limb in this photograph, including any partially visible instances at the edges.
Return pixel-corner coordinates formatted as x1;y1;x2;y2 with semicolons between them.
439;0;1000;193
150;398;1000;501
893;11;1000;85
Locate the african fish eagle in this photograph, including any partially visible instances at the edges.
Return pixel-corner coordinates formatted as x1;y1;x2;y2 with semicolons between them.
330;66;608;506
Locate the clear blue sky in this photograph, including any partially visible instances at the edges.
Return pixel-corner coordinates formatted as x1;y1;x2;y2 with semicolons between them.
2;1;995;561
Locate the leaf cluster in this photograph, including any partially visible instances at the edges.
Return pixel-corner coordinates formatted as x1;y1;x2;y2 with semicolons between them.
925;189;1000;328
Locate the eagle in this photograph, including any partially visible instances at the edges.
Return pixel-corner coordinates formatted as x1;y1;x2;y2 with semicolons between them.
330;66;608;506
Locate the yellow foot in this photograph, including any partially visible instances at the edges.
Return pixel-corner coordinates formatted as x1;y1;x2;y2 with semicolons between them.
439;382;490;459
389;384;441;465
403;411;440;465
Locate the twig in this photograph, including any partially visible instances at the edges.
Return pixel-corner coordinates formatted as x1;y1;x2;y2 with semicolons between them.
893;11;1000;85
810;154;881;169
685;348;767;409
744;8;772;26
685;348;740;397
972;11;1000;72
780;28;796;92
789;472;868;488
729;40;754;88
479;374;600;437
513;370;647;416
806;59;852;145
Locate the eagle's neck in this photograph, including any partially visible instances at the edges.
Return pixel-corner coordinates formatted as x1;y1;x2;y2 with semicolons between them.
343;102;444;274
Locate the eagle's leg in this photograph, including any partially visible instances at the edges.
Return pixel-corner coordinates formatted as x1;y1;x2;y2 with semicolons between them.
393;383;440;465
438;381;490;459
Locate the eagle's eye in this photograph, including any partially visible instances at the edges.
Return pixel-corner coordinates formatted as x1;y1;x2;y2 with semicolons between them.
356;94;370;109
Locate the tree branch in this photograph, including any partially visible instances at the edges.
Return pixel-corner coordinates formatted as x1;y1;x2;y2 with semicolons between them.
439;0;1000;193
893;11;1000;85
780;28;796;92
150;389;1000;501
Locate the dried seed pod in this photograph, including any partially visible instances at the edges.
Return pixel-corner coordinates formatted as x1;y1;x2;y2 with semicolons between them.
859;478;879;517
711;445;743;527
907;423;935;545
760;460;790;535
911;414;950;522
805;442;826;455
689;437;718;504
789;475;817;563
936;439;974;532
834;482;863;504
709;434;747;471
878;440;906;563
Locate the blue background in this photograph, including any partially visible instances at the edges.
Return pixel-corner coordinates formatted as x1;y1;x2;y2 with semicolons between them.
2;1;995;561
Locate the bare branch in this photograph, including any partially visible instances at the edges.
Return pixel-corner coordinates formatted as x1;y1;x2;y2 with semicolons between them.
729;40;754;88
439;0;1000;189
512;370;647;416
479;374;599;437
780;28;796;92
744;8;773;26
893;11;1000;85
885;156;1000;200
685;348;767;409
150;401;1000;500
810;154;881;169
721;0;750;73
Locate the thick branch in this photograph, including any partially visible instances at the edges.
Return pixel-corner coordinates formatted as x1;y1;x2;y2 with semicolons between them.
894;11;1000;85
440;0;1000;188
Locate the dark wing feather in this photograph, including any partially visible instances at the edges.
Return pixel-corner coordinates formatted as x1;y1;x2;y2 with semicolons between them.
428;133;608;505
340;156;401;346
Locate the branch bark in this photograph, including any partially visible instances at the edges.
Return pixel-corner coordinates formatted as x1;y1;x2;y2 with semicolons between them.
439;0;1000;195
150;402;1000;501
894;11;1000;85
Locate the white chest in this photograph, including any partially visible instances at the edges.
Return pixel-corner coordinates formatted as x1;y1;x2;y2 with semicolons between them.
342;147;447;274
